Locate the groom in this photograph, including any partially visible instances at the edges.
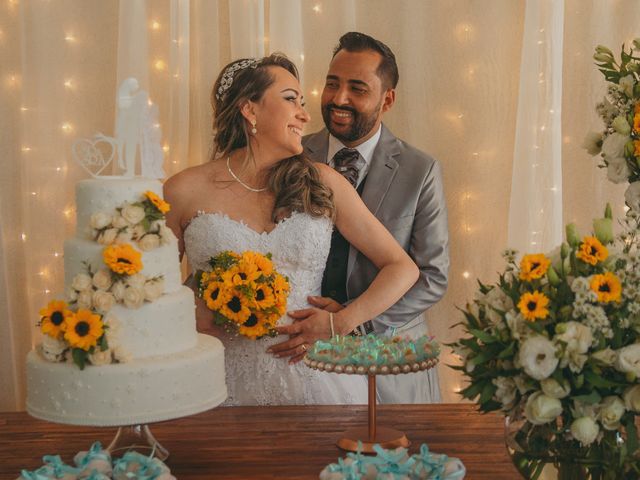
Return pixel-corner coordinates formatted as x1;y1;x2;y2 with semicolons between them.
303;32;449;403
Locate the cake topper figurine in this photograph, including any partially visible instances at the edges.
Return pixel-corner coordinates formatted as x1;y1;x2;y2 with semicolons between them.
71;77;165;179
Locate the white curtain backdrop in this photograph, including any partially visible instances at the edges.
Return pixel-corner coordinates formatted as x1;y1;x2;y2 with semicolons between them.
2;0;640;410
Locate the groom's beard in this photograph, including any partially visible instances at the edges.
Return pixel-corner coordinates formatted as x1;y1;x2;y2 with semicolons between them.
321;102;381;143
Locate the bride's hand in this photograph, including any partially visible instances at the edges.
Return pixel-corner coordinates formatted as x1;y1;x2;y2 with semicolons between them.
306;295;344;313
268;308;332;364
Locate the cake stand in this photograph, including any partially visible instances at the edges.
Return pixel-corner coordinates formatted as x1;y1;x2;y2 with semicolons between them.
304;356;439;453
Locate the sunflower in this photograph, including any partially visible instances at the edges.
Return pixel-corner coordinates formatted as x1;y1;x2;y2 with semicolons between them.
272;273;290;295
590;272;622;303
219;288;252;324
63;309;104;351
103;244;143;275
517;290;550;321
519;254;551;281
203;280;229;310
576;236;608;266
253;284;276;309
241;251;274;276
238;311;272;339
223;262;260;286
144;190;171;214
39;300;73;339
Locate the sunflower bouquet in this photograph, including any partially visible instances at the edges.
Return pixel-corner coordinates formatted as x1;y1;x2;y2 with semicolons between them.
195;250;289;339
451;205;640;478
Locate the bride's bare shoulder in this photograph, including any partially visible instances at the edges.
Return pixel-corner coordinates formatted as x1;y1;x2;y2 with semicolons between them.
164;162;218;196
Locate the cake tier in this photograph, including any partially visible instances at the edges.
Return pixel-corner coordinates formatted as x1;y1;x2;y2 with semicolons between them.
26;334;226;426
75;177;163;237
110;286;197;359
64;237;182;294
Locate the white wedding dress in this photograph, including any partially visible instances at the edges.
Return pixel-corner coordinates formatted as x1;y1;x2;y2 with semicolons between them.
184;211;367;405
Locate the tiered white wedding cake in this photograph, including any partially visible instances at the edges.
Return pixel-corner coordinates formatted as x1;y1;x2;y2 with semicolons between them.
25;177;226;426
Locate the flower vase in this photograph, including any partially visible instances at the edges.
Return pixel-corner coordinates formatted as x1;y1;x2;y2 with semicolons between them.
504;412;638;480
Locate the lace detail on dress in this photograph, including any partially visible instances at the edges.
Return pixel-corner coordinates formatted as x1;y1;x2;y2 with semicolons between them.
184;211;367;405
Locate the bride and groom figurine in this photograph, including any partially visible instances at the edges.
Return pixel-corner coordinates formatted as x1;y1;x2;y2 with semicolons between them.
164;32;449;406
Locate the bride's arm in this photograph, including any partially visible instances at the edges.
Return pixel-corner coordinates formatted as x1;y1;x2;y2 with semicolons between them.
320;164;419;334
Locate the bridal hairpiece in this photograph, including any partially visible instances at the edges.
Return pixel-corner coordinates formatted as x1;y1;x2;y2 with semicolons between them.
215;58;259;101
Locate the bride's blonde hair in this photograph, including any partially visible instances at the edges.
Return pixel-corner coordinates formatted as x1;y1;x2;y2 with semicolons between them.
211;53;335;222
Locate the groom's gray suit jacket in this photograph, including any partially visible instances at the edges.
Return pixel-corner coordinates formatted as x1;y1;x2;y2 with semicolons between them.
303;124;449;335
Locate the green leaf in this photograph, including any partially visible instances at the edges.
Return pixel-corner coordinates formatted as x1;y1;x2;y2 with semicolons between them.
142;217;151;232
479;382;497;404
571;390;602;404
584;369;626;388
469;328;498;344
497;342;516;359
625;415;638;454
460;381;484;400
72;348;87;370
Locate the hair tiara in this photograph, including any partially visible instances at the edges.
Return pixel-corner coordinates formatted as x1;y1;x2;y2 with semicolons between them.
215;58;259;101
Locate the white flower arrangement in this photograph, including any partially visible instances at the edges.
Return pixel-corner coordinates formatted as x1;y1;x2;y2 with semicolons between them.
89;191;174;250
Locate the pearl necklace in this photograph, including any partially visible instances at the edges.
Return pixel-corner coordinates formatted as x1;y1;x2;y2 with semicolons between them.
226;156;267;193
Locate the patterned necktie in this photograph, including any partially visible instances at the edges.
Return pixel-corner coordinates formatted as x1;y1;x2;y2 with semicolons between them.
332;148;363;187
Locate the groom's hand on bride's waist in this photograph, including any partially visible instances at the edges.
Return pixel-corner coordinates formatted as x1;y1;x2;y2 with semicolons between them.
268;308;333;364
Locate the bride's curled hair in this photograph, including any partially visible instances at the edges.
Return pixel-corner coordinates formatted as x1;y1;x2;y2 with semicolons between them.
211;54;335;222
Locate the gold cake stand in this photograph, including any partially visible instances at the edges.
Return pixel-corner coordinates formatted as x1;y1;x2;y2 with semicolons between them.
304;356;439;453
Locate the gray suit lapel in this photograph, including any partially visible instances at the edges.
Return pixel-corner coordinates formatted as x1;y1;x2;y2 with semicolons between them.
303;129;330;164
347;125;400;279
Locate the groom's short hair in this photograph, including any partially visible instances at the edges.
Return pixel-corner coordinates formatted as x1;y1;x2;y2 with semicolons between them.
332;32;399;90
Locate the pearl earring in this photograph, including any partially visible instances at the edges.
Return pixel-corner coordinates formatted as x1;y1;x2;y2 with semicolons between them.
250;120;257;135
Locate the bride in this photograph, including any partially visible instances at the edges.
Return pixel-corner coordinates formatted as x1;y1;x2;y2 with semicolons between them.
164;54;418;405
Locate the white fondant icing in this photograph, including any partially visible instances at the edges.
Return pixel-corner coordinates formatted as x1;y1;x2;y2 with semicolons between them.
26;335;226;426
64;237;182;294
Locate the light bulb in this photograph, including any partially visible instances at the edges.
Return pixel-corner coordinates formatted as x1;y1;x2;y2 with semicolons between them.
462;271;470;279
151;20;161;31
64;79;75;90
22;146;31;152
21;233;27;241
163;144;170;153
65;33;76;43
154;59;167;71
61;122;74;134
310;89;319;96
300;54;305;61
312;4;321;13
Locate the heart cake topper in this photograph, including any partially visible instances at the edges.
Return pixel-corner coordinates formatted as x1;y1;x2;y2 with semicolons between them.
71;134;118;178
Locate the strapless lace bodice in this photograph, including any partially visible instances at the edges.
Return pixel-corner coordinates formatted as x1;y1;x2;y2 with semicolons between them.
184;211;332;313
183;211;366;405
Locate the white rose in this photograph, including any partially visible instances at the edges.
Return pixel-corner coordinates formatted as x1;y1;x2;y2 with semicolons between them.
540;378;571;399
555;321;593;354
71;273;92;291
492;376;517;410
483;287;513;326
139;234;160;251
112;345;132;363
619;74;635;97
158;223;176;245
112;214;129;229
581;131;603;156
514;374;536;395
625;182;640;212
599;396;625;430
111;281;126;301
606;156;631;184
144;278;164;301
126;273;147;289
123;286;145;309
592;348;617;366
97;228;118;245
89;212;112;230
623;385;640;412
93;290;115;313
524;391;562;425
612;115;632;135
506;311;529;340
601;132;629;159
130;224;146;241
92;269;113;290
121;204;146;225
88;348;113;366
115;229;133;245
570;417;600;446
76;289;93;310
40;335;67;362
518;335;559;380
615;343;640;377
65;286;78;302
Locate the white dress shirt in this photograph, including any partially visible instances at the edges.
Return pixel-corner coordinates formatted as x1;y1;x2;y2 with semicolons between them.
327;125;382;188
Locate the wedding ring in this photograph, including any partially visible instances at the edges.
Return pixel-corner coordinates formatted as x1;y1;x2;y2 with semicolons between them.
301;344;307;352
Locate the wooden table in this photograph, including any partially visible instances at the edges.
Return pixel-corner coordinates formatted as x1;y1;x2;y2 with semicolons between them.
0;404;519;479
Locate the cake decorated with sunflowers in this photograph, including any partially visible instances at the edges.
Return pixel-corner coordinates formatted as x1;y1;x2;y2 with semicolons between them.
25;177;227;426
